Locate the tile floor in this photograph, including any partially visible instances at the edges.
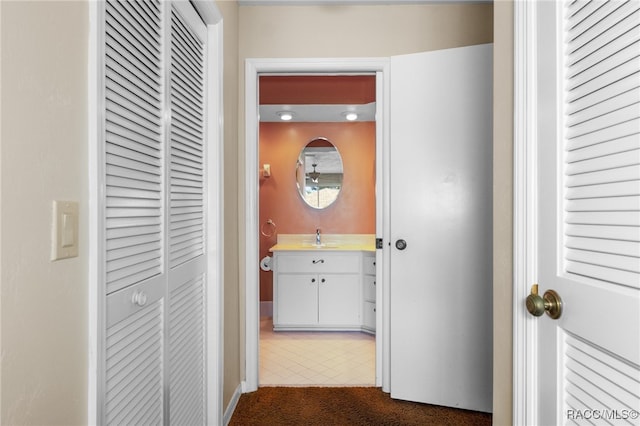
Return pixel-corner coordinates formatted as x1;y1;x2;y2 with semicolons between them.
259;317;376;387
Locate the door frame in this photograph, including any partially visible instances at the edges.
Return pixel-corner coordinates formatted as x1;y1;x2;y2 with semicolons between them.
243;57;391;393
87;1;225;424
513;1;540;424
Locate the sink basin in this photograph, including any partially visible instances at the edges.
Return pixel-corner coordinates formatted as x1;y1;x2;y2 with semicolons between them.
305;242;339;248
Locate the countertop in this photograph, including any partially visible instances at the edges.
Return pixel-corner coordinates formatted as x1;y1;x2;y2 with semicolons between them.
268;234;376;252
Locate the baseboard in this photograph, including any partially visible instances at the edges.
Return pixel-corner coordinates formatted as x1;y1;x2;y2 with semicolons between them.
260;301;273;318
223;383;243;426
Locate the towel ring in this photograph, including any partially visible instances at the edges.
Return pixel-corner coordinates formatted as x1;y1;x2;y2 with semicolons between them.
261;219;276;237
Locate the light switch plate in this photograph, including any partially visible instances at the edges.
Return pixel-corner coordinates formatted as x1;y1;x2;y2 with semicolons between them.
51;200;79;261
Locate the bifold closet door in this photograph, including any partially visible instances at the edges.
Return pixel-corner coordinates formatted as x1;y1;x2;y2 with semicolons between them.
103;0;166;424
102;1;208;424
167;3;207;425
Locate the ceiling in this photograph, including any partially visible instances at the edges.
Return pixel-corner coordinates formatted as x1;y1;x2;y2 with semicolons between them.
259;75;377;122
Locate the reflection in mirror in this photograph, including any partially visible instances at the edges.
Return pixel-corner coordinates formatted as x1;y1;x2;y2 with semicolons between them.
296;138;343;209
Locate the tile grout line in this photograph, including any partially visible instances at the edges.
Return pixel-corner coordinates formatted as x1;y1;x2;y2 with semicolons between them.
259;317;375;387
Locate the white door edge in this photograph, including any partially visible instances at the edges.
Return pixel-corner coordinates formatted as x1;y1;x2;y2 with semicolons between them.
243;57;391;393
513;1;539;424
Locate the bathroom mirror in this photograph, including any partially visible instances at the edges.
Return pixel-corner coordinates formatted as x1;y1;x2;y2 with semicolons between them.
295;138;343;209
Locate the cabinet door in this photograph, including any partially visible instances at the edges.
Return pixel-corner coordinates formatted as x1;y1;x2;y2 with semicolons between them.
363;301;376;331
363;275;376;302
276;274;318;325
318;274;360;325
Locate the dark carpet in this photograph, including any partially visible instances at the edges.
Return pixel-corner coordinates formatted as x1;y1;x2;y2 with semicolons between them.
229;387;492;425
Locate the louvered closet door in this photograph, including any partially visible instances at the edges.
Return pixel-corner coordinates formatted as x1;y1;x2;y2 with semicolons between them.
102;1;209;424
167;3;207;425
536;1;640;424
103;0;166;424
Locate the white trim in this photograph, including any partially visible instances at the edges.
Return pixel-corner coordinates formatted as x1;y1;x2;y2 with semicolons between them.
244;57;390;393
87;1;103;424
513;1;538;425
376;69;391;391
223;383;243;426
244;59;260;392
193;0;223;24
202;6;225;426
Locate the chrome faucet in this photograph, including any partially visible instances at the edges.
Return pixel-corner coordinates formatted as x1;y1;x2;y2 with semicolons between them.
316;228;321;245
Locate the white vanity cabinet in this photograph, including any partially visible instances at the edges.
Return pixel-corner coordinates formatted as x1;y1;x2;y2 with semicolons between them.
273;251;362;330
362;253;376;332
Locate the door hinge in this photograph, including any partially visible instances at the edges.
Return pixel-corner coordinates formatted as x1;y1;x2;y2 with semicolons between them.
376;238;383;249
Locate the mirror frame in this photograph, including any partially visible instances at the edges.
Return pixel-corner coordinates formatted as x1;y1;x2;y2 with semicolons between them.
295;137;344;209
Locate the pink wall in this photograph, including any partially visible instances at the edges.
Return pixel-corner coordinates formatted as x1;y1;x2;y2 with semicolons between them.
259;121;376;301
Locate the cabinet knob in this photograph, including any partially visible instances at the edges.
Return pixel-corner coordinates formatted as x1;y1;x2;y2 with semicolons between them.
311;278;316;283
321;278;326;283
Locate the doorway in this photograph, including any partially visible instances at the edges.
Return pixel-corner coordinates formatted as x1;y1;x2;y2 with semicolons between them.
258;74;377;386
243;58;390;393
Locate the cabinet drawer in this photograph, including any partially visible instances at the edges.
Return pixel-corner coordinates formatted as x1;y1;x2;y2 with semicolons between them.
276;253;359;274
364;275;376;302
363;255;376;275
363;301;376;331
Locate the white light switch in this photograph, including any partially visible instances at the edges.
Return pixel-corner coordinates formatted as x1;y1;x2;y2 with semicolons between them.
51;200;79;261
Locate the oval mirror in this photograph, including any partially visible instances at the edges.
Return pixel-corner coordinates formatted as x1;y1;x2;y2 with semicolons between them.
295;138;343;209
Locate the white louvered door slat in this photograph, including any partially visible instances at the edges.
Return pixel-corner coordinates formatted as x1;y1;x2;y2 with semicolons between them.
564;0;640;288
169;275;205;426
169;3;205;270
105;0;164;296
105;279;165;426
167;3;207;424
535;1;640;424
101;1;212;423
564;333;640;426
103;0;166;425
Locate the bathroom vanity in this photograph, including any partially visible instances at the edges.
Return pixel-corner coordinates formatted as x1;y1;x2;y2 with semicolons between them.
270;234;376;332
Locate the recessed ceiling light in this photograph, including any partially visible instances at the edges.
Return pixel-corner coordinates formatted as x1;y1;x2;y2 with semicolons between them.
277;111;294;121
344;112;358;121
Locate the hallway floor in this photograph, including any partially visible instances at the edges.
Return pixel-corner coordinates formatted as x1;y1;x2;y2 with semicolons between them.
259;317;375;386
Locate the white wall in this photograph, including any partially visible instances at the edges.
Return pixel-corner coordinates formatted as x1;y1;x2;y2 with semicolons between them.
0;1;89;424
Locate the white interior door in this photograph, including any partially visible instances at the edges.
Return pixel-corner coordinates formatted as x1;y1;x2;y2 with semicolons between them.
389;44;493;412
534;2;640;424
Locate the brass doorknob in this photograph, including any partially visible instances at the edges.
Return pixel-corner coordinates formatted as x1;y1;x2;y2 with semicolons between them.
526;284;563;320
